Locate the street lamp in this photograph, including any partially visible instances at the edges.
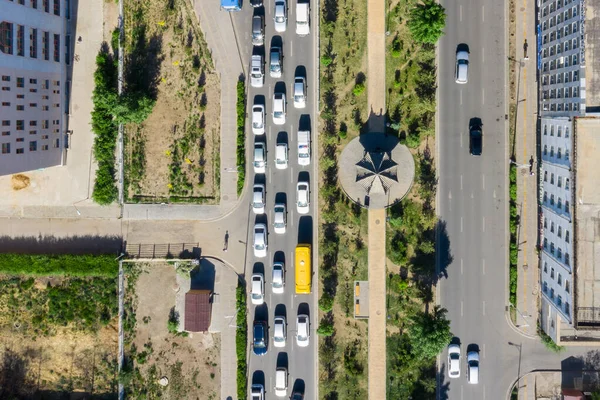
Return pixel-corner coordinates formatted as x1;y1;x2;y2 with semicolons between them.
508;342;523;393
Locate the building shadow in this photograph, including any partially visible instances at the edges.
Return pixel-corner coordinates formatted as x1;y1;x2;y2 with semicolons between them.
0;235;123;255
190;258;216;292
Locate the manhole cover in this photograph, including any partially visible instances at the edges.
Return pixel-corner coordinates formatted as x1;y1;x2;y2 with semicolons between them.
375;219;380;225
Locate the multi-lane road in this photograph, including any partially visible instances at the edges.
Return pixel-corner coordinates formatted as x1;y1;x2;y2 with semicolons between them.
231;1;319;398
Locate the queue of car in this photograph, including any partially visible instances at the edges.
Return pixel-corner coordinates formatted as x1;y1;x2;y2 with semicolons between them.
246;1;312;398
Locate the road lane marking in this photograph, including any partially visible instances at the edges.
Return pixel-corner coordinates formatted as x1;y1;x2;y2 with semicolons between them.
461;384;464;400
482;5;485;22
461;301;464;317
482;88;485;104
483;301;486;316
482;174;485;190
483;343;486;358
269;167;273;183
482;259;486;275
460;217;463;232
483;386;486;400
290;167;293;182
482;216;485;232
460;5;463;22
461;259;464;275
460;134;463;148
460;175;463;190
493;189;497;198
471;191;474;199
482;48;485;64
460;89;463;105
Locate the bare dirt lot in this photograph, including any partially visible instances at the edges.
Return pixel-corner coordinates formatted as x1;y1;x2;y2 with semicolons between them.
0;276;118;399
123;0;220;204
124;263;220;399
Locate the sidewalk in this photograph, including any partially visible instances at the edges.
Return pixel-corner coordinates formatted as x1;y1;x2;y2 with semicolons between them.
513;0;539;338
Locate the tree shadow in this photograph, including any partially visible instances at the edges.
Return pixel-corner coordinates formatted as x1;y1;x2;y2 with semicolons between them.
0;235;123;255
436;219;453;282
125;22;165;100
0;348;33;398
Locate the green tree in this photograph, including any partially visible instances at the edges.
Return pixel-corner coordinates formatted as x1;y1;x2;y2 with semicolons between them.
319;293;335;312
408;306;452;360
317;319;335;336
408;0;447;44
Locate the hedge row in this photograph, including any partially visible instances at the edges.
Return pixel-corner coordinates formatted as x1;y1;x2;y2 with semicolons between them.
236;80;247;196
236;283;247;400
91;50;119;205
0;254;118;277
509;164;518;306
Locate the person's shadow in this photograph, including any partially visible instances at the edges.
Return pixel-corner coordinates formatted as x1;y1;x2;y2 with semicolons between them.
223;230;229;252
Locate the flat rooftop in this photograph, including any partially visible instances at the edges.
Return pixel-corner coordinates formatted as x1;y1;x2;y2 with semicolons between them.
584;1;600;113
574;118;600;314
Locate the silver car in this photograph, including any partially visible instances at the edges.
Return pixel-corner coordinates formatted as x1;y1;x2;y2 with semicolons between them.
293;76;306;108
272;262;285;294
270;46;283;78
455;50;469;84
296;182;310;214
274;0;287;33
296;314;310;347
253;223;268;258
251;273;265;305
273;203;286;234
253;142;266;174
273;316;286;348
252;105;265;135
252;184;266;214
272;92;286;125
447;344;461;378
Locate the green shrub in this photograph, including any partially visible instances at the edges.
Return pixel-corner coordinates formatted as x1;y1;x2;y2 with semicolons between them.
319;293;335;312
0;254;118;277
317;319;335;336
321;55;333;67
236;80;247;196
236;283;247;400
538;325;565;352
353;83;366;96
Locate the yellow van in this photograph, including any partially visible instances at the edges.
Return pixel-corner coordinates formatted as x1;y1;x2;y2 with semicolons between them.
295;244;312;294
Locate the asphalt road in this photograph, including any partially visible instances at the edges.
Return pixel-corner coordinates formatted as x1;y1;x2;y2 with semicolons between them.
231;1;319;399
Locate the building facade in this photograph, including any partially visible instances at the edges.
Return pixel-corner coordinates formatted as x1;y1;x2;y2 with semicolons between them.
0;0;70;176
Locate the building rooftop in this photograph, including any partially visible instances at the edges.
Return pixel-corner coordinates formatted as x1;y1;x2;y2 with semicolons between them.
184;289;212;332
584;1;600;114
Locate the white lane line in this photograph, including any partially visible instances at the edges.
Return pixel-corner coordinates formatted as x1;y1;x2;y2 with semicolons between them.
290;210;295;227
482;174;485;190
482;48;485;63
483;301;486;316
460;89;463;105
482;5;485;22
471;191;474;199
460;174;463;191
483;386;486;400
291;41;293;57
482;216;486;232
461;259;464;275
460;217;463;233
269;167;273;183
461;300;464;317
460;134;463;148
483;343;486;358
460;5;463;22
290;167;294;182
493;189;497;198
482;88;485;104
482;259;486;275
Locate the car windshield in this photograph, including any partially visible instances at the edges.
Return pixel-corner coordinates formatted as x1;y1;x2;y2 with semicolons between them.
273;278;282;288
295;94;303;102
271;63;281;72
274;111;283;117
252;292;262;300
275;221;284;228
450;353;459;360
252;70;262;78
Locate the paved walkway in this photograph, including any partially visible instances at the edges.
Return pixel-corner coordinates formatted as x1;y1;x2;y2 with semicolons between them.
367;209;387;400
513;0;539;339
367;0;386;134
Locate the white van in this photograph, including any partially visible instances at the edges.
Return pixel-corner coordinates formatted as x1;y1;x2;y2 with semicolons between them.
275;143;288;169
466;351;479;384
295;2;310;36
275;367;288;397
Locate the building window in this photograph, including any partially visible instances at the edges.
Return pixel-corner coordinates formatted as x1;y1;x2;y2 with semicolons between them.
566;230;570;243
550;146;555;157
558;273;562;285
544;217;548;228
16;120;24;131
29;141;37;151
17;94;24;99
558;126;562;137
565;280;570;293
41;144;48;150
31;0;38;7
551;222;555;233
1;143;10;154
16;25;24;56
550;194;555;206
557;247;562;259
29;120;37;127
1;87;9;91
551;242;555;255
1;131;8;136
53;0;60;15
41;134;48;139
54;138;59;148
544;126;548;135
551;268;555;279
42;31;49;60
565;200;569;211
16;77;24;88
0;22;14;55
544;238;548;249
1;121;9;127
42;105;49;111
29;130;36;135
544;191;548;203
544;145;548;155
558;176;562;188
544;171;548;182
42;120;48;129
543;281;548;293
53;34;60;62
16;148;24;154
551;173;555;184
1;102;9;107
557;295;562;307
29;28;37;58
565;253;570;265
16;138;24;143
565;127;570;138
565;178;570;190
550;288;555;300
29;103;37;108
558;148;562;159
1;76;9;82
43;0;49;12
16;105;24;111
565;149;570;160
558;226;562;238
565;302;570;315
558;198;562;209
544;262;548;273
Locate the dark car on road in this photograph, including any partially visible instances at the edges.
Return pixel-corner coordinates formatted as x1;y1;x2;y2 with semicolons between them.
250;0;262;7
469;120;483;156
253;321;268;356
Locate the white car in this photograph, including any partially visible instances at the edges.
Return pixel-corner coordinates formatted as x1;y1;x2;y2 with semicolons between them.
295;2;310;36
253;223;268;258
273;203;287;234
274;0;287;33
272;93;286;125
252;105;265;135
293;77;306;108
455;50;469;84
253;142;266;174
296;314;310;347
273;316;287;348
272;262;285;294
275;143;288;169
296;182;310;214
251;384;265;400
251;273;265;305
447;344;461;379
467;351;479;384
252;184;266;214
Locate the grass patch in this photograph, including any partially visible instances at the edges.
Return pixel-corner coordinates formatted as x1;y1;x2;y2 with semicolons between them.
538;324;565;353
509;164;518;310
236;79;247;196
236;283;247;400
0;254;118;277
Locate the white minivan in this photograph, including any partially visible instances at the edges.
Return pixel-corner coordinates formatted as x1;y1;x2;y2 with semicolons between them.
275;143;288;169
274;367;288;397
466;351;479;384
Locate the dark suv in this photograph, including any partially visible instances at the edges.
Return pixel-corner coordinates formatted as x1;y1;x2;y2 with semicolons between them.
253;321;268;356
469;119;483;156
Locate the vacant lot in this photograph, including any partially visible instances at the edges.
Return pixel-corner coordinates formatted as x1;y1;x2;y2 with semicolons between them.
0;276;118;398
123;263;220;399
123;0;220;204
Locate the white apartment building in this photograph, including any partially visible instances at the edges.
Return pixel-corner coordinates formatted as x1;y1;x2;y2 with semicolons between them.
0;0;71;176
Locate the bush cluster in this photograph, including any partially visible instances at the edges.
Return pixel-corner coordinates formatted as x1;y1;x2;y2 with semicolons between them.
509;164;519;306
0;254;118;277
236;80;247;195
236;283;247;400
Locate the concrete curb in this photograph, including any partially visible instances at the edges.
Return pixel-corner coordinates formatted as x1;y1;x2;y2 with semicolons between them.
505;310;539;340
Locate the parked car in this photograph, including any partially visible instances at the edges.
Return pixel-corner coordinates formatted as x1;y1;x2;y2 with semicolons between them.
253;142;267;174
293;76;306;108
296;314;310;347
252;184;266;214
253;321;268;355
270;46;283;78
296;182;310;214
272;262;285;294
251;384;265;400
252;105;265;135
250;55;265;88
251;16;265;46
274;0;287;32
275;142;288;169
253;223;268;258
251;273;265;305
272;92;286;125
295;2;310;36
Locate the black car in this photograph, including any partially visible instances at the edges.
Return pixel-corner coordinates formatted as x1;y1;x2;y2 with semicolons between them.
469;120;483;156
253;321;268;356
250;0;263;7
